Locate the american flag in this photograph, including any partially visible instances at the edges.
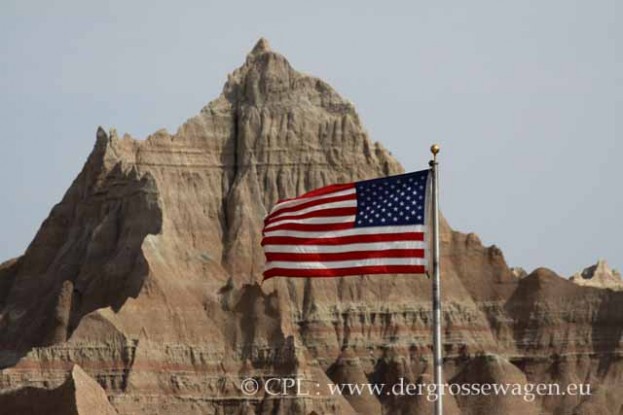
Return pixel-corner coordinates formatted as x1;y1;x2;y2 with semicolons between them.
261;170;430;280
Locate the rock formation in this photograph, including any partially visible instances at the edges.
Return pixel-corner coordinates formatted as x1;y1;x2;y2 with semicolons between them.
0;39;621;415
570;260;623;291
0;364;118;415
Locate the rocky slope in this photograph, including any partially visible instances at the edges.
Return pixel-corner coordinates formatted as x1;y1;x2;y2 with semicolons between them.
0;39;621;415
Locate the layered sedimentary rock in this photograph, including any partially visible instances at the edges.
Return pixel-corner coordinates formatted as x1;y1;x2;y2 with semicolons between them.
0;39;622;415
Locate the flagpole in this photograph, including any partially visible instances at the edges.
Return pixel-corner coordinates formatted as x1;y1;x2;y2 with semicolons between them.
429;144;443;415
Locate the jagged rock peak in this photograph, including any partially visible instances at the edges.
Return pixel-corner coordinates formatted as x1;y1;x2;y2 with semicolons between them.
96;126;108;142
206;38;357;118
250;37;271;55
570;259;623;291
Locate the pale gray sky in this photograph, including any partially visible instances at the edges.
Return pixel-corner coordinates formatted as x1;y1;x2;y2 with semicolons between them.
1;0;620;276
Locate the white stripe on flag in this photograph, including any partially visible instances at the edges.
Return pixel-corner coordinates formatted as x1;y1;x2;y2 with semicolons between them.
269;188;356;216
263;225;425;239
268;200;357;221
265;257;426;270
265;215;356;230
263;240;426;253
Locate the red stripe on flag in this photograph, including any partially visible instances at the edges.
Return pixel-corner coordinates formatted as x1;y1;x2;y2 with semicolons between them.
264;207;357;226
272;183;355;205
265;249;425;262
261;232;424;247
263;265;426;279
266;193;357;222
264;221;355;233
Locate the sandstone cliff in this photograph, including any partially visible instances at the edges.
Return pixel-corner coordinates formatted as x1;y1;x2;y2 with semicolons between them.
0;39;621;415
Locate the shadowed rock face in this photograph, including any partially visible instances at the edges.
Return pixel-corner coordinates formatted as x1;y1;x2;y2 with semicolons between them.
0;39;622;415
0;364;118;415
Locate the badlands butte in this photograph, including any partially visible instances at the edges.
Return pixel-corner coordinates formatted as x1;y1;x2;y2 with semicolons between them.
0;38;622;415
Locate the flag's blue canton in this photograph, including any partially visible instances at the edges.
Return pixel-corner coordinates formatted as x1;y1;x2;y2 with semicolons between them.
354;170;429;228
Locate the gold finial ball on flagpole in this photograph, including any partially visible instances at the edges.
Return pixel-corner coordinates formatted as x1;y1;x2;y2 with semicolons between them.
430;144;440;156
